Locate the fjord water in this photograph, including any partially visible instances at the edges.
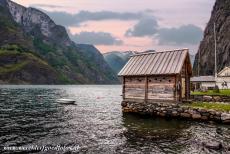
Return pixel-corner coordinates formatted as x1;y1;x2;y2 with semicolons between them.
0;85;229;153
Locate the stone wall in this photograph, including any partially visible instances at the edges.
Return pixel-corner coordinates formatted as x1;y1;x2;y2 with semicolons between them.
192;95;230;103
121;101;230;124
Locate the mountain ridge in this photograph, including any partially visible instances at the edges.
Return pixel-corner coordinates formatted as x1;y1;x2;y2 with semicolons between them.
103;51;138;74
193;0;230;75
0;0;119;84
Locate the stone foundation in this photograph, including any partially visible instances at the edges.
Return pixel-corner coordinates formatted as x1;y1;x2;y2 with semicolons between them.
121;101;230;124
192;95;230;103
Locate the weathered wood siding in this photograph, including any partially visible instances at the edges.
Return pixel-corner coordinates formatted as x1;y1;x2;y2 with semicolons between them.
147;76;175;100
124;77;145;99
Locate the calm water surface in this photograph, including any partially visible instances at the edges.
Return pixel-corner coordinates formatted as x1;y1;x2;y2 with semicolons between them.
0;85;229;154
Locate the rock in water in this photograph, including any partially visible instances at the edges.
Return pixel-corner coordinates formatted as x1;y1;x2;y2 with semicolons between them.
203;141;222;150
221;113;230;123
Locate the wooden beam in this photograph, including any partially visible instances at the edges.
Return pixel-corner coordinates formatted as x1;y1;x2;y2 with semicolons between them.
122;77;125;99
188;76;190;99
185;59;188;100
144;76;148;102
175;75;177;101
179;74;182;101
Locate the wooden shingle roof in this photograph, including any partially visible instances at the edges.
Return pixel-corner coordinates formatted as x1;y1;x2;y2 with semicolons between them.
118;49;191;76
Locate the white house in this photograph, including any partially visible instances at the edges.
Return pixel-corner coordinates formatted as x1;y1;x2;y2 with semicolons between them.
190;76;216;90
191;66;230;90
216;66;230;89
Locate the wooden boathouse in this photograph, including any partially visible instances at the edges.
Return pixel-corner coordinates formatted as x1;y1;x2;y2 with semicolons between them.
118;49;192;102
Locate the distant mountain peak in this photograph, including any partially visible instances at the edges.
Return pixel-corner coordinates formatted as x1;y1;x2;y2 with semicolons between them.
0;0;119;84
103;51;138;74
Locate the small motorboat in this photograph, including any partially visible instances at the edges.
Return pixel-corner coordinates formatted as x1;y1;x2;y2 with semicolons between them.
57;98;76;105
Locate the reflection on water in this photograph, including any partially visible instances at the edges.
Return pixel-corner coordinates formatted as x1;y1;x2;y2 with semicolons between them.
0;85;229;154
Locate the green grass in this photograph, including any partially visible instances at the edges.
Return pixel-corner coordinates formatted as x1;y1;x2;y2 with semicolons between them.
0;49;50;74
191;89;230;96
0;61;29;74
185;102;230;112
33;38;56;55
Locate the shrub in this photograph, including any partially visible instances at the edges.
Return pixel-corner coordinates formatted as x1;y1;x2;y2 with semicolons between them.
213;85;220;93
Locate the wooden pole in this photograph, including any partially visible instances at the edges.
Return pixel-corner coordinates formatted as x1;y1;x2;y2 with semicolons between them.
122;77;125;99
179;74;182;101
214;22;217;79
145;76;148;102
175;75;177;101
185;59;188;100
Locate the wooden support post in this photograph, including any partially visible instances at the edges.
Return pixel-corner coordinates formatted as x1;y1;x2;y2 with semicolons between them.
185;60;188;100
122;77;125;99
175;75;177;101
145;76;148;102
179;74;182;101
188;77;190;99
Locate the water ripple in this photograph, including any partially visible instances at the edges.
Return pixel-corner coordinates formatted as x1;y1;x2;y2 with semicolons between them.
0;85;229;154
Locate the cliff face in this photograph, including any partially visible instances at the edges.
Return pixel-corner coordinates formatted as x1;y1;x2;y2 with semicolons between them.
193;0;230;75
0;0;33;50
0;49;60;84
7;0;72;46
0;0;118;84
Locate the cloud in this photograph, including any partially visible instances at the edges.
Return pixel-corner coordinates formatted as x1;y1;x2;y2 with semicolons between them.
69;31;123;45
40;10;145;26
30;4;66;9
125;17;203;45
156;24;203;45
42;11;76;26
125;17;158;37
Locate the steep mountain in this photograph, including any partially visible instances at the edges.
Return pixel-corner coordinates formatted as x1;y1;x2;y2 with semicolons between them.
103;51;137;74
0;47;60;84
0;0;33;50
193;0;230;75
0;0;118;84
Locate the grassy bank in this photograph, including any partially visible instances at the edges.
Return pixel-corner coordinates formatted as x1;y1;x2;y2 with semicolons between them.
185;102;230;112
191;89;230;96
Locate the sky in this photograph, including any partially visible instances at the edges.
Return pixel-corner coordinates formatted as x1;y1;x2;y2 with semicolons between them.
13;0;215;54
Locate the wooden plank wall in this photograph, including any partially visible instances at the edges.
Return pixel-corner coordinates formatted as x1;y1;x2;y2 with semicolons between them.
124;77;145;99
174;74;181;101
147;76;175;100
180;58;191;99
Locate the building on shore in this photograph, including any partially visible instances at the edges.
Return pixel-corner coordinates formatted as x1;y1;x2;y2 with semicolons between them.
190;76;216;90
191;66;230;90
118;49;192;103
216;66;230;89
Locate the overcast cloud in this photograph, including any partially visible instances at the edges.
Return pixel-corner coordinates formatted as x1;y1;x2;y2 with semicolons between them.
42;10;145;26
125;18;158;37
125;17;203;45
13;0;215;53
30;4;65;9
69;31;123;45
156;24;203;45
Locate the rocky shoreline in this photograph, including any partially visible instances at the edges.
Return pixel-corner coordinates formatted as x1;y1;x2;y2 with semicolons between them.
192;95;230;103
121;101;230;124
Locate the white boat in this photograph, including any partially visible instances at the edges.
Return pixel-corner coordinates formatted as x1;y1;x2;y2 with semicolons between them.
57;99;76;105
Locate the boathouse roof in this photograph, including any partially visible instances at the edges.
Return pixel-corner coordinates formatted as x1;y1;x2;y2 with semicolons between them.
118;49;192;76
